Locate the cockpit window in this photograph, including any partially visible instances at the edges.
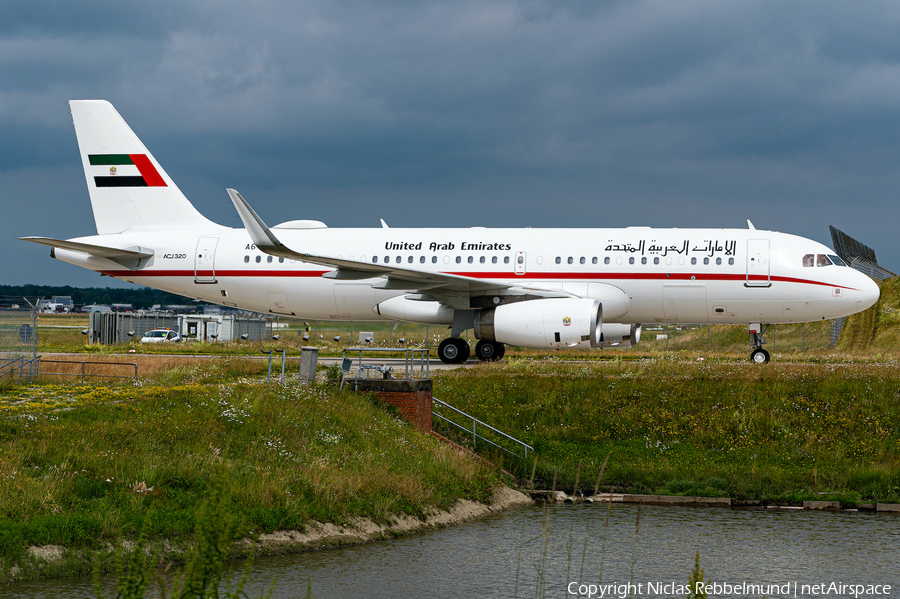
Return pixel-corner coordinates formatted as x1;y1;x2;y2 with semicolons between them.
804;253;837;267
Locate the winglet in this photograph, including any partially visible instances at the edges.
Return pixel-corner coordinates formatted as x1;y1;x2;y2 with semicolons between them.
227;188;284;250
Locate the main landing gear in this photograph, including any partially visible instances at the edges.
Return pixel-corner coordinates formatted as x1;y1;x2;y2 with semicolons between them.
749;323;770;364
437;337;470;364
437;338;506;364
475;340;505;362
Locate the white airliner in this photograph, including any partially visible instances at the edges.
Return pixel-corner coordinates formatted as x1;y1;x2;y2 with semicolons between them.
22;100;880;364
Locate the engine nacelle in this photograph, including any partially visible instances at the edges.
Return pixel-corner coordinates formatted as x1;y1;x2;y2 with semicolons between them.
373;296;453;324
474;298;602;348
596;323;642;348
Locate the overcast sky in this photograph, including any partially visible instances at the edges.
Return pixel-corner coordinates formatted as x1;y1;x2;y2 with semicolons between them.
3;0;900;288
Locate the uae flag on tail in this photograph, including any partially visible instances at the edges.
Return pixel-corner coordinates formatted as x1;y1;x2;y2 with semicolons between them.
89;154;167;187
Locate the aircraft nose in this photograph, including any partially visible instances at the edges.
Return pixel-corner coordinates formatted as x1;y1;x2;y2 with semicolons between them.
855;271;880;312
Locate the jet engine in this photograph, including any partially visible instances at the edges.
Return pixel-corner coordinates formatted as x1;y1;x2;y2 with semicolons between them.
596;323;642;348
474;298;602;348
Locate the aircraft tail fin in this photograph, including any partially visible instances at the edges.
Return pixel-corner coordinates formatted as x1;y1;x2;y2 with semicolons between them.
69;100;223;235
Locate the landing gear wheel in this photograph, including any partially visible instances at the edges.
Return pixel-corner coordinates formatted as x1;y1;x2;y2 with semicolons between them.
438;338;470;364
750;348;770;364
475;340;505;362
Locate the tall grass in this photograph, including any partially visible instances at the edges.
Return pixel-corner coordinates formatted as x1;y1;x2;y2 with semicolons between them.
0;368;499;581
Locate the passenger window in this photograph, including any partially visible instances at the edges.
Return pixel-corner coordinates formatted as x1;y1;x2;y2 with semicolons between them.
555;257;561;264
432;256;438;264
384;256;389;263
456;256;462;264
396;256;402;264
255;256;261;263
703;257;709;265
604;257;610;265
492;256;497;264
691;257;696;265
468;256;474;264
641;257;647;265
580;257;585;265
728;257;734;265
408;256;414;263
420;256;425;263
373;256;378;263
279;257;284;263
504;256;510;264
480;256;485;264
716;257;722;265
802;254;814;267
592;257;598;265
244;256;249;263
653;257;660;265
567;257;573;265
629;257;635;265
267;256;273;263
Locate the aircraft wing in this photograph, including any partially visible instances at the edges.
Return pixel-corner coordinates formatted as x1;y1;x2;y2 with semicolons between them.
227;189;573;306
19;236;153;270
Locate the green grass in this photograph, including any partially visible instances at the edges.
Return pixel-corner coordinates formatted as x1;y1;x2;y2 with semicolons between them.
0;368;499;581
433;358;900;504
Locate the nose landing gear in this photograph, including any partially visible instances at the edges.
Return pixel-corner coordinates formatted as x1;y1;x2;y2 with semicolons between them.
749;323;770;363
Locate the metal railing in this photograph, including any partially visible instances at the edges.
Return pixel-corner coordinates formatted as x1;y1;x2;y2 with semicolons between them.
432;397;533;460
38;359;138;384
0;355;41;382
341;347;430;380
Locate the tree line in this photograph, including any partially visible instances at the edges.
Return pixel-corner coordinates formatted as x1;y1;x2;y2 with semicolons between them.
0;285;192;309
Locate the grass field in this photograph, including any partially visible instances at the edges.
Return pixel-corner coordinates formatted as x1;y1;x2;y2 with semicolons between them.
0;366;499;582
433;358;900;505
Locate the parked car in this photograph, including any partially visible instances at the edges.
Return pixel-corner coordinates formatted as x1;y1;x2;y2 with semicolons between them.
140;328;181;343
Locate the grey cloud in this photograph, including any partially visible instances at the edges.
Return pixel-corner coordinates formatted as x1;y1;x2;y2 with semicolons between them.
2;0;900;286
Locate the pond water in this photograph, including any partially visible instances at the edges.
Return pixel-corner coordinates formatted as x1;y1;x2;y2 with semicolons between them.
4;502;898;598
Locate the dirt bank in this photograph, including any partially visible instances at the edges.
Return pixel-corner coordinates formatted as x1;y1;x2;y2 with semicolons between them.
9;486;534;582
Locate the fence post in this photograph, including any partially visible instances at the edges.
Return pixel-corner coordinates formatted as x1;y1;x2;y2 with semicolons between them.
81;361;86;384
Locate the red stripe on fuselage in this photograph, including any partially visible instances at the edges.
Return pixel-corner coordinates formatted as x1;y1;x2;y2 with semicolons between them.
96;268;859;290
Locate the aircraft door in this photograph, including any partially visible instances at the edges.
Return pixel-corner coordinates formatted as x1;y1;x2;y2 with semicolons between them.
194;237;219;283
267;294;293;315
515;251;527;275
746;239;770;287
662;285;708;323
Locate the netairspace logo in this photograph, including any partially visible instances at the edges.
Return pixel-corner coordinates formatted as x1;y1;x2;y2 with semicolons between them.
567;581;893;598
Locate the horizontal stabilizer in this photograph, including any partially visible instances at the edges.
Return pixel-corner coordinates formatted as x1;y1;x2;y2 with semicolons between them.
19;236;153;269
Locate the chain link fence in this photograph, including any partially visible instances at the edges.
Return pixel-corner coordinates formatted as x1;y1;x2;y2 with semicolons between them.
0;305;39;381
